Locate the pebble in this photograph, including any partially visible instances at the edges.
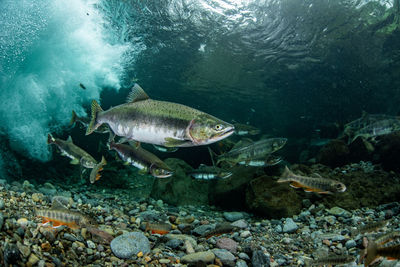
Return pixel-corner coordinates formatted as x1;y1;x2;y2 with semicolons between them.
17;218;29;228
165;238;183;249
28;253;40;266
110;232;150;259
236;259;248;267
17;242;31;258
159;258;170;264
181;250;215;264
231;219;248;229
240;230;251;238
239;252;250;260
345;239;357;249
326;207;352;218
216;237;238;253
31;193;43;202
192;224;214;236
283;218;298;233
252;250;270;267
212;248;236;267
223;211;244;222
87;240;96;249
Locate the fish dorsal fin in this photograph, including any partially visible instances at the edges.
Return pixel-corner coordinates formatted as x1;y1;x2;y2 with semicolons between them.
51;198;69;210
67;136;73;143
126;84;150;103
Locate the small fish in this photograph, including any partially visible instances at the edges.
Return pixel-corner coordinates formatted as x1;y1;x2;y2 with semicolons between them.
86;84;235;147
36;208;95;229
108;140;173;178
305;254;355;266
351;119;400;143
187;165;232;180
233;122;261;136
89;156;107;183
145;222;172;235
79;83;86;90
47;134;106;183
202;223;237;239
375;231;400;246
352;220;389;236
209;137;287;166
277;166;346;194
152;144;178;153
363;240;400;266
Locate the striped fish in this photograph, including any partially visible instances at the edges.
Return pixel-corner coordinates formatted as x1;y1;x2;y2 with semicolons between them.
305;255;355;266
109;141;173;178
86;84;234;147
36;209;94;229
277;166;346;194
364;240;400;266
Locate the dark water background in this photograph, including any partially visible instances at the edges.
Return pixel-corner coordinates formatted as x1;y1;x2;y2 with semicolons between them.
1;0;400;181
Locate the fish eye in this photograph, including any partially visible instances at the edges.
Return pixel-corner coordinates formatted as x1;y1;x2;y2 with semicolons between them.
214;124;223;131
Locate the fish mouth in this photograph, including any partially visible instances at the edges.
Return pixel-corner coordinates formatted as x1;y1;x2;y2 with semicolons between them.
155;172;173;178
215;126;235;140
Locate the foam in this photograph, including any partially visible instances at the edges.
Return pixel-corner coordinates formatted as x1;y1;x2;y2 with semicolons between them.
0;0;133;160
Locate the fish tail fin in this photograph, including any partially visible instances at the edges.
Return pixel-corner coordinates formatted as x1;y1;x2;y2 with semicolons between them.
86;100;103;135
69;110;78;126
208;147;217;167
364;240;378;266
47;134;55;145
277;166;293;182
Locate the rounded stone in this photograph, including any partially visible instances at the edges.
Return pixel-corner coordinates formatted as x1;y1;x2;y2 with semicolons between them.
283;218;298;233
181;251;215;264
216;237;238;253
111;232;150;259
223;212;245;222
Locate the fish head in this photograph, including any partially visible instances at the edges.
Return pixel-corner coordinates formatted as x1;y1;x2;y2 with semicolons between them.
188;114;235;145
271;138;288;151
150;164;174;178
330;181;347;193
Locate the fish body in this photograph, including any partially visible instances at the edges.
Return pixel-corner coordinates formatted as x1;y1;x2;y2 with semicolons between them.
202;223;237;239
364;241;400;266
233;123;261;136
47;134;96;168
187;165;232;180
305;255;355;266
353;220;389;236
109;141;173;178
86;84;234;147
47;134;106;183
145;222;172;235
351;119;400;142
213;138;287;166
36;208;94;229
277;166;346;194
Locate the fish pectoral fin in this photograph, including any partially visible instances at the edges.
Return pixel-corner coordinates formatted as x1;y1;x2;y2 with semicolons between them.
164;137;188;147
70;158;80;165
289;182;303;188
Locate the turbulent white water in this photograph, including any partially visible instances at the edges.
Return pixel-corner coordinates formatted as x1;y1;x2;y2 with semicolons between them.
0;0;134;160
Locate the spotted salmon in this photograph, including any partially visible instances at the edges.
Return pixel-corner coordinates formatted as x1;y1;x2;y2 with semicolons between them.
86;84;234;147
277;166;346;194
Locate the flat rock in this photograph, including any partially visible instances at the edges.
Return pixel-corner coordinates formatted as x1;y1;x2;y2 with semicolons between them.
110;232;150;259
180;251;215;264
216;237;238;253
223;211;244;222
